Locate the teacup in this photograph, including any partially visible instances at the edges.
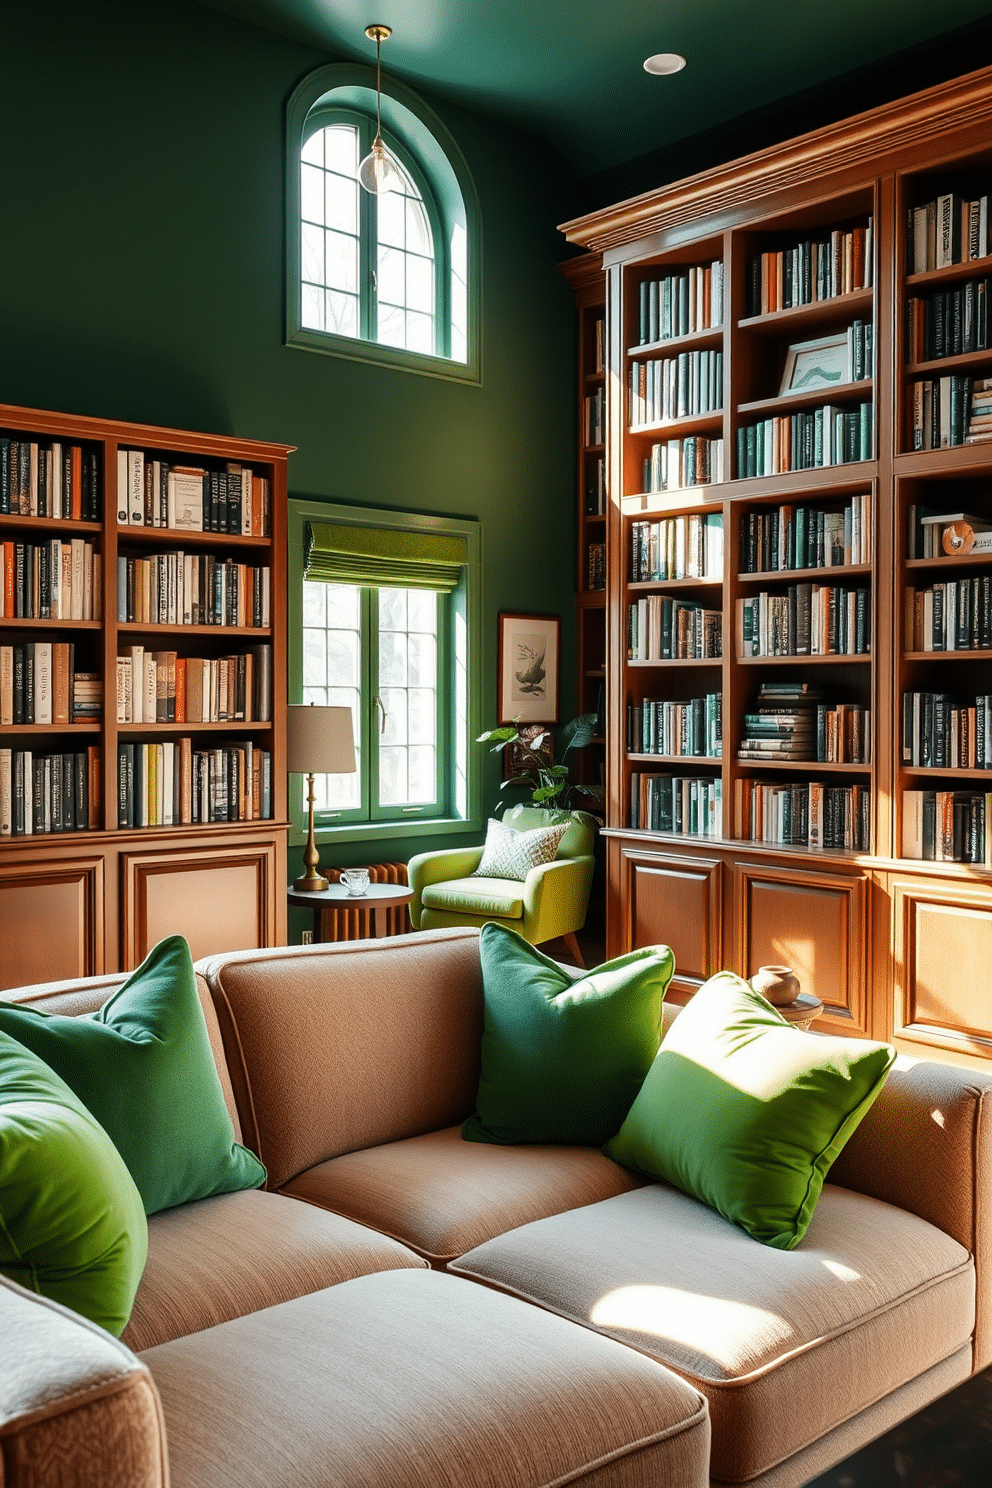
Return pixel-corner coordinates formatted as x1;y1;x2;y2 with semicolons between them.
340;868;370;897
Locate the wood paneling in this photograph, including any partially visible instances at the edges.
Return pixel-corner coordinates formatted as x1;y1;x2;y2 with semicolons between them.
0;855;104;990
120;839;279;969
734;861;868;1032
621;846;722;998
891;874;992;1060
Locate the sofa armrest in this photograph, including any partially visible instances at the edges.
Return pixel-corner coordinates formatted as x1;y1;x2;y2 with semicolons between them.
521;854;596;946
0;1276;167;1488
829;1056;992;1370
407;847;484;928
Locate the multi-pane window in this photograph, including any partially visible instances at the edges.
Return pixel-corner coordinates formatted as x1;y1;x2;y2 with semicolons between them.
301;580;443;822
300;117;440;357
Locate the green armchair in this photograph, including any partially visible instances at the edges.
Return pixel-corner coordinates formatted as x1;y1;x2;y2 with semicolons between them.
407;805;596;966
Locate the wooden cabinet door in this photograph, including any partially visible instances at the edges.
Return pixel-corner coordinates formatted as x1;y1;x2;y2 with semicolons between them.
615;841;723;1000
119;836;283;970
0;853;105;991
733;860;869;1035
890;872;992;1062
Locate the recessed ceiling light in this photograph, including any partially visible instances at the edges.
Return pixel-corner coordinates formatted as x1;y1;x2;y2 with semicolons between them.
643;53;687;76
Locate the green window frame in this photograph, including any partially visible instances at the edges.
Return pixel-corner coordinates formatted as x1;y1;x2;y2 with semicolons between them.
300;108;452;359
288;498;482;846
286;63;481;385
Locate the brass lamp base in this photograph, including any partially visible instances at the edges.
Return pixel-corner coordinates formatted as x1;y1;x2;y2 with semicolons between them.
294;772;329;893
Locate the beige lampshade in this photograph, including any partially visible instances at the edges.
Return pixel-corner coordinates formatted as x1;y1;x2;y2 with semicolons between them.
286;705;357;775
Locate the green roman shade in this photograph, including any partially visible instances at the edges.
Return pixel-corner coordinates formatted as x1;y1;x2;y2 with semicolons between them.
305;522;469;592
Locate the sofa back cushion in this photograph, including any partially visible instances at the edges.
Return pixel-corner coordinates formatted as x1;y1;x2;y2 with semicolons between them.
197;929;485;1191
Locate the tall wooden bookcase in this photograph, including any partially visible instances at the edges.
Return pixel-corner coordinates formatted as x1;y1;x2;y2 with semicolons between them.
0;402;292;990
561;65;992;1068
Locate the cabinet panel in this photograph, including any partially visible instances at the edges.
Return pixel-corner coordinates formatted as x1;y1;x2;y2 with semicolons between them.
0;855;104;990
891;875;992;1060
619;845;722;998
120;839;281;969
734;861;868;1032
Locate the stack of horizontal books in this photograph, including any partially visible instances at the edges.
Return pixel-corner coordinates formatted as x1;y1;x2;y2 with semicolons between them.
737;683;821;761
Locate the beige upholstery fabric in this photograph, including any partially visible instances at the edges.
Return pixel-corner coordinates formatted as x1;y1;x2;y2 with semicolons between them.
718;1348;971;1488
198;929;485;1190
0;1274;166;1488
122;1189;425;1352
282;1124;647;1263
143;1269;711;1488
830;1056;992;1370
4;969;244;1142
451;1183;975;1484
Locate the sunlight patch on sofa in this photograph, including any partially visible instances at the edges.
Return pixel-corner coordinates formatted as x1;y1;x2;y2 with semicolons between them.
590;1284;788;1350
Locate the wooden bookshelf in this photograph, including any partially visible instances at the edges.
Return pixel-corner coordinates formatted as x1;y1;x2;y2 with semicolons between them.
560;65;992;1065
0;402;293;989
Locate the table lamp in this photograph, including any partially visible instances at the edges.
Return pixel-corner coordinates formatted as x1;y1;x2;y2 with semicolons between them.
287;704;357;891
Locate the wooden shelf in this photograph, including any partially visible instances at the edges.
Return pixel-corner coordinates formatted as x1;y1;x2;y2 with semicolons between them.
115;623;272;637
904;650;992;662
737;652;871;664
628;656;722;668
734;758;871;773
738;379;872;419
118;526;271;548
629;411;723;439
627;325;723;359
116;720;273;734
737;563;872;584
0;515;102;534
737;287;873;336
906;348;992;378
628;753;721;767
905;258;992;290
629;576;722;591
0;722;102;734
0;617;102;630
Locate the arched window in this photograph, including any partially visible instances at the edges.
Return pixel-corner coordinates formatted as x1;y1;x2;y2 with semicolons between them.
287;66;479;383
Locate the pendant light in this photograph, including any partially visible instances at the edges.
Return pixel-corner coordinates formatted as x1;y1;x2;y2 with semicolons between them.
358;24;402;194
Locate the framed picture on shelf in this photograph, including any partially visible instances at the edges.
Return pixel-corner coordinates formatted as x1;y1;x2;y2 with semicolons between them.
503;724;555;781
779;333;850;396
497;612;560;724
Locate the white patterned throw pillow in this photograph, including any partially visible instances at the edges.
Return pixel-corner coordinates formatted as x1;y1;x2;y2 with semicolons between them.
472;817;568;881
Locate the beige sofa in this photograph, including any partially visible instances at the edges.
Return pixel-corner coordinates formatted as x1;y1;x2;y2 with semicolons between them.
1;927;989;1488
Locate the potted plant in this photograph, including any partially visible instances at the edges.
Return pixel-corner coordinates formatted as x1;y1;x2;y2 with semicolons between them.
477;714;605;824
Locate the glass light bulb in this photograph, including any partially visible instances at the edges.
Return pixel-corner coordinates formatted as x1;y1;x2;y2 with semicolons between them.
358;136;402;194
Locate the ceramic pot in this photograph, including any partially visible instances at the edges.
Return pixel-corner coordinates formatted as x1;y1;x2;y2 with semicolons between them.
750;965;800;1006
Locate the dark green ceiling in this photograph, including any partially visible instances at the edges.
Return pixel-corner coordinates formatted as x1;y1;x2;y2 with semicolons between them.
197;0;992;175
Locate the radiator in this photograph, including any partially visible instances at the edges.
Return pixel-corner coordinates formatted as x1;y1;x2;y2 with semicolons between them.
323;861;410;940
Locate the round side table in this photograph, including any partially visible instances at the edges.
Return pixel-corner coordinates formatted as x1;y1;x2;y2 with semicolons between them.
287;882;414;943
775;993;825;1030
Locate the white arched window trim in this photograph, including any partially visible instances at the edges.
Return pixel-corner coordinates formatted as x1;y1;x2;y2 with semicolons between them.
286;63;481;386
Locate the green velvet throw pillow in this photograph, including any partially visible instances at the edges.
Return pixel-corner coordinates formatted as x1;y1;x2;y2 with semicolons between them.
605;971;896;1249
0;1030;147;1336
462;922;675;1147
0;935;265;1215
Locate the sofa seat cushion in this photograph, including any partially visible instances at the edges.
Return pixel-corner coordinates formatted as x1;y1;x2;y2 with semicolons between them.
421;876;525;918
122;1189;425;1352
450;1183;974;1484
280;1124;647;1264
142;1269;710;1488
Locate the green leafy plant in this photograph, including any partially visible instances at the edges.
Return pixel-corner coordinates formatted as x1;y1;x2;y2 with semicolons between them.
477;714;605;824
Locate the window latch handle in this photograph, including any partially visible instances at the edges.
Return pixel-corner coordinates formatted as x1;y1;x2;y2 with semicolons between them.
373;695;387;734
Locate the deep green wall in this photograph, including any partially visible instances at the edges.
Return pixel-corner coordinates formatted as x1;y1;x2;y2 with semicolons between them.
0;0;580;914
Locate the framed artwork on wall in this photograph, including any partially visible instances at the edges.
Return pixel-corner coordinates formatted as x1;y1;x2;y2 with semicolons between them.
497;612;560;724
